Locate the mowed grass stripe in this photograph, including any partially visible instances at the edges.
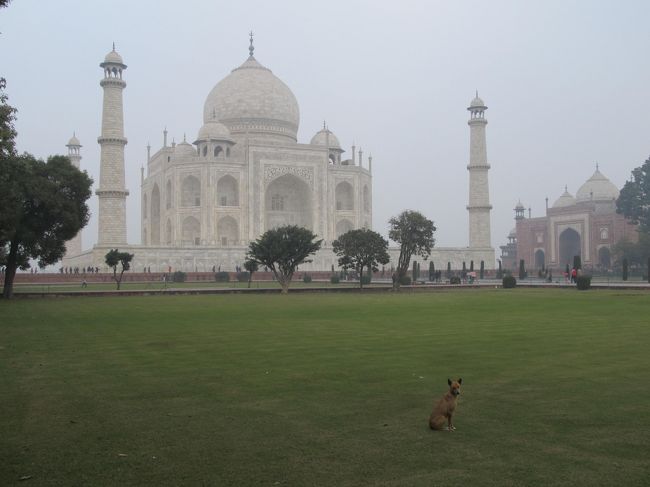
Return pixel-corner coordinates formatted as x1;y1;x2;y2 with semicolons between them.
1;290;649;486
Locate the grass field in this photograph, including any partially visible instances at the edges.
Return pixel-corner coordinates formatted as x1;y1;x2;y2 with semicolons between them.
1;289;649;486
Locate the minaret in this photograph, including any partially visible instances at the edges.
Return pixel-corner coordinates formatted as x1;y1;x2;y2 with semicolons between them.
64;133;83;256
467;92;492;248
96;45;129;246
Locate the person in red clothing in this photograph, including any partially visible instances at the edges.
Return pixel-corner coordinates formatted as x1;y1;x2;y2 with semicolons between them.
571;267;577;283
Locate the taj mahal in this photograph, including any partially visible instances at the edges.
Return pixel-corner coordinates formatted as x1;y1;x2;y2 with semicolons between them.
62;37;495;272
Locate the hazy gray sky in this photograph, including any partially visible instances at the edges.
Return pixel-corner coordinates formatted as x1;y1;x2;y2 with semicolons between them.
2;0;649;252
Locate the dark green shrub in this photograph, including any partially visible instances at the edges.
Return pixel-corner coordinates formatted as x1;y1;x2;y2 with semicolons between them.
622;258;628;281
171;271;186;283
302;274;312;283
480;260;485;279
215;271;230;282
576;275;591;290
399;275;412;285
361;275;371;285
236;272;250;282
449;276;461;285
503;275;517;288
330;274;340;284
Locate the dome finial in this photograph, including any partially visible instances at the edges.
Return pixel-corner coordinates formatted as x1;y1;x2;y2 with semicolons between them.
249;31;255;58
112;42;116;52
596;162;599;171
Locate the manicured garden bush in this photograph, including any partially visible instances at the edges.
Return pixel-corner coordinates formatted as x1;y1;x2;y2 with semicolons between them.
503;275;517;288
449;276;461;285
399;275;412;285
302;274;312;283
361;275;371;285
236;272;250;282
171;271;186;283
576;275;592;290
330;274;340;284
215;271;230;282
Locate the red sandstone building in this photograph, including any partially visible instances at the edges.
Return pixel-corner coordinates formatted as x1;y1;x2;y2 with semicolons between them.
500;168;637;272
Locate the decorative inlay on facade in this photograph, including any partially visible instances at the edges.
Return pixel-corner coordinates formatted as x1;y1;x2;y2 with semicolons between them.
264;164;314;189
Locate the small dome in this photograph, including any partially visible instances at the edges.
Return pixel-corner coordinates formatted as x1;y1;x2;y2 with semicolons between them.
103;47;124;66
195;120;233;143
508;227;517;238
174;140;196;158
514;200;525;210
67;134;81;147
553;188;576;208
576;168;619;203
470;95;485;107
310;128;341;149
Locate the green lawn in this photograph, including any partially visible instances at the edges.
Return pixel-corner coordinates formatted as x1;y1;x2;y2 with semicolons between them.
1;289;649;486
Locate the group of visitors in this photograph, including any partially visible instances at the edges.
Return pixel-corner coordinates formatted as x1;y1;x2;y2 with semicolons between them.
564;266;581;283
60;266;99;274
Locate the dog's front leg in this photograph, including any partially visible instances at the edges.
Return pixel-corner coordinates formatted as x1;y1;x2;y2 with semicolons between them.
447;415;455;431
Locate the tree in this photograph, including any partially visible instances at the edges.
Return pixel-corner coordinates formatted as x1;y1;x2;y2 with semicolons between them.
412;260;417;282
243;258;259;289
497;260;502;279
105;249;134;290
519;259;526;280
247;225;322;294
388;210;436;289
622;258;629;281
480;260;485;279
429;261;435;281
1;154;92;298
332;228;389;289
617;156;650;232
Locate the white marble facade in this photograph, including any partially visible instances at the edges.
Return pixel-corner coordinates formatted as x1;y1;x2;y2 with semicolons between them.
63;40;495;273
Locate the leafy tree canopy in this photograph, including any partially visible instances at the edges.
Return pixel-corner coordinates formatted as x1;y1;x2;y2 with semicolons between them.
105;249;134;290
1;153;93;298
246;225;322;294
388;210;436;288
332;228;389;289
617;156;650;233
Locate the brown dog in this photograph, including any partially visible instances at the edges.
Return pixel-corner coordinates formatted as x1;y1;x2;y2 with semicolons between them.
429;378;462;431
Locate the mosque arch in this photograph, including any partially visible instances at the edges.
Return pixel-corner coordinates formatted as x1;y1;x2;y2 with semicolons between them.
151;184;161;245
265;174;312;230
335;181;354;211
534;249;545;269
598;246;611;268
217;216;239;246
217;175;239;206
165;219;173;245
181;175;201;207
336;219;354;237
181;216;201;245
165;180;172;209
214;146;223;157
363;185;370;213
559;228;581;268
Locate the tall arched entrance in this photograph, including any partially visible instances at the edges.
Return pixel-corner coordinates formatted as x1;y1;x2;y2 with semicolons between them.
265;174;312;230
598;246;611;268
535;249;545;269
151;184;160;245
559;228;581;268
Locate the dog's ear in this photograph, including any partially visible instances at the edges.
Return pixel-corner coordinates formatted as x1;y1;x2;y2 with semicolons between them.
448;378;452;386
458;378;463;384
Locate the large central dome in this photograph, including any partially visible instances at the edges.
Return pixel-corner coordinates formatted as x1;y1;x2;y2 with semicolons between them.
203;55;300;143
